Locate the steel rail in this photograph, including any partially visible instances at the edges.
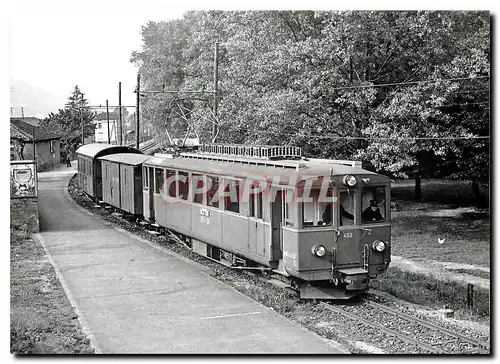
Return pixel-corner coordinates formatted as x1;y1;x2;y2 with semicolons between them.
320;302;444;354
367;301;490;351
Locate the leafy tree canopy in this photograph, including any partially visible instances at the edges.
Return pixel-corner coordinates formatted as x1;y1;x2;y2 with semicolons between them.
131;10;489;185
40;85;96;158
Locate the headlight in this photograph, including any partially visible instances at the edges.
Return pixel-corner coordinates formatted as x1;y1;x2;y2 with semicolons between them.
372;240;386;252
343;175;357;187
311;245;326;257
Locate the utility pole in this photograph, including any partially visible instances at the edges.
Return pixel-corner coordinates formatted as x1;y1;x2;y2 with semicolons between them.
81;94;85;145
136;73;140;149
118;82;123;145
106;99;111;144
212;41;219;142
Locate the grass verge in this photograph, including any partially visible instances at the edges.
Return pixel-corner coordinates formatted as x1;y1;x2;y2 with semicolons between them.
390;180;490;268
371;266;490;322
10;226;95;354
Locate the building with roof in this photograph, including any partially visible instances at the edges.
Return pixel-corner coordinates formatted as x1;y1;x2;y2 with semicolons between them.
94;112;119;144
10;116;41;127
11;118;61;171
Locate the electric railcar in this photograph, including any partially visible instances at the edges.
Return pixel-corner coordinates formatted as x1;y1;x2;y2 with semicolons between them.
86;144;391;299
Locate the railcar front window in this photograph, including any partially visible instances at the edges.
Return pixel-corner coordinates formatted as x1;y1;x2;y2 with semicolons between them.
302;188;333;227
338;190;355;226
362;186;386;223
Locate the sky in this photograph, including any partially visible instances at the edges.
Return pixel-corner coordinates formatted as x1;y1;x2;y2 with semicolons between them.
5;0;497;117
8;1;187;114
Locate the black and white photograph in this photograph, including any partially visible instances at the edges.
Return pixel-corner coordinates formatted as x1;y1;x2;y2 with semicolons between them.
6;0;491;356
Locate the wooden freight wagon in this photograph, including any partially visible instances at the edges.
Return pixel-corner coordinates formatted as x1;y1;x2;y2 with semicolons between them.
76;144;142;200
98;153;151;215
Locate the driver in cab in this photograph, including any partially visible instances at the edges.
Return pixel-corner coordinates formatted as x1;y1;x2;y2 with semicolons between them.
362;200;383;222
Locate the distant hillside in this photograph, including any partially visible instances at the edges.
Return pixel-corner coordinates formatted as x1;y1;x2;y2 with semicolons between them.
10;79;65;119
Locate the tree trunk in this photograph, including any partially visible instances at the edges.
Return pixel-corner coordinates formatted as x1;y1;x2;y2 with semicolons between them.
471;180;481;207
415;174;421;202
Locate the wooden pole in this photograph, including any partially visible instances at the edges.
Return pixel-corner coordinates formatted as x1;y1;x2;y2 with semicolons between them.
118;82;123;145
136;74;140;149
106;99;111;144
81;94;85;145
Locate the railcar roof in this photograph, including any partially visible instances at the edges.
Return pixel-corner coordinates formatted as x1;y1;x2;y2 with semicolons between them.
143;154;383;186
76;143;142;158
98;153;151;166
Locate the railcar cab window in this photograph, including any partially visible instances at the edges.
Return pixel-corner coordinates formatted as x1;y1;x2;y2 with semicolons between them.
362;186;386;223
223;179;240;214
154;168;164;194
302;188;333;227
338;190;355;226
178;171;189;200
192;174;204;204
206;175;219;208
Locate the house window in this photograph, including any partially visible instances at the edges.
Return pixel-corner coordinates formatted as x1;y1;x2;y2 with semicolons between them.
50;140;55;153
97;123;102;129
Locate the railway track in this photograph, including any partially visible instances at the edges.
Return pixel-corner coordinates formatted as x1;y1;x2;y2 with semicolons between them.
320;300;490;354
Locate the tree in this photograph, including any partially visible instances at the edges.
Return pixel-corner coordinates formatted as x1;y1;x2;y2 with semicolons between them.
355;11;489;204
40;85;96;160
131;11;489;205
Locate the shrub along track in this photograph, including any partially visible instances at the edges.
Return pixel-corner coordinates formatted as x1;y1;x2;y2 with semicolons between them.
68;174;490;354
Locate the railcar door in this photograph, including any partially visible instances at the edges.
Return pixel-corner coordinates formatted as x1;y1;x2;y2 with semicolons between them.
335;189;363;266
148;166;155;221
270;189;283;260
